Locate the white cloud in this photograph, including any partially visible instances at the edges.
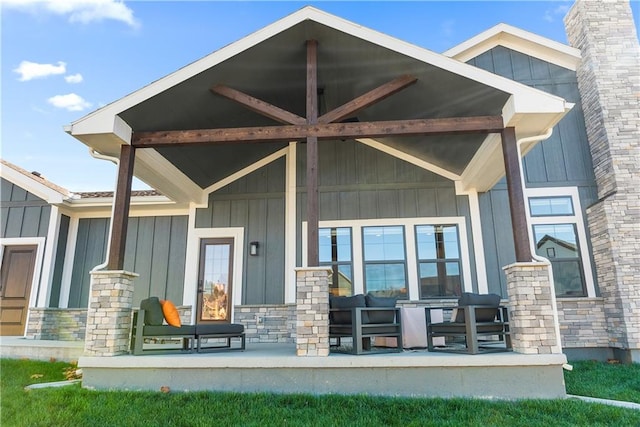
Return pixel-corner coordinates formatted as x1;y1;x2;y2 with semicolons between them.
65;73;84;84
47;93;92;111
14;60;66;81
3;0;140;28
544;4;571;23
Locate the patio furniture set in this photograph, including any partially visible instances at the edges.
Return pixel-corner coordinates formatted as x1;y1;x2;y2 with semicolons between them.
130;293;511;355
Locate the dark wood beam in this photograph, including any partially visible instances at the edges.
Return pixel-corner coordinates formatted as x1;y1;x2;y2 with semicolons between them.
132;115;504;147
306;40;319;267
501;127;532;262
211;84;306;125
318;75;417;124
107;144;135;270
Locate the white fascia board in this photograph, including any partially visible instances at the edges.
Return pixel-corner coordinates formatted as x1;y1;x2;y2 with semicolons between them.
134;149;204;204
444;23;581;71
458;133;505;193
0;163;68;204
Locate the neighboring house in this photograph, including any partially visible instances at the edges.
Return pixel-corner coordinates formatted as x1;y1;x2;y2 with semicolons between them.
1;1;637;363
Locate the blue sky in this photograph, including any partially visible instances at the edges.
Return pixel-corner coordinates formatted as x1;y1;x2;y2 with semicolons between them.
2;1;638;191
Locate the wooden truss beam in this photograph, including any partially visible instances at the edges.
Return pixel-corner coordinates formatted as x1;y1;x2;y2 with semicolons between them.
132;116;504;147
107;144;135;270
211;84;306;125
318;75;417;124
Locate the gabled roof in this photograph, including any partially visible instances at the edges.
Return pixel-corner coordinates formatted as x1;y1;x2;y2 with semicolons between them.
1;158;71;203
65;6;573;201
443;23;581;70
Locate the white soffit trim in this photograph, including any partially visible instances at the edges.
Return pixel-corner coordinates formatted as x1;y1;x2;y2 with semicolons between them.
444;23;581;71
356;138;461;181
459;133;505;193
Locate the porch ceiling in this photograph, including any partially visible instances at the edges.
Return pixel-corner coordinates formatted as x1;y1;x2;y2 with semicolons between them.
67;7;571;201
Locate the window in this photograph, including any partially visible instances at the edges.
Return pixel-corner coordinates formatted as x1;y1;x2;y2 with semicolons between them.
533;224;586;297
416;225;462;298
362;226;408;299
319;227;353;296
529;196;574;216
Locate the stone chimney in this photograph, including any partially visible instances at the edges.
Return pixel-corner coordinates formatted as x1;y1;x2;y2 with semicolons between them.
565;0;640;363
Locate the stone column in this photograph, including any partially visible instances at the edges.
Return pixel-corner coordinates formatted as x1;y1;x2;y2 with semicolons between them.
295;267;331;356
84;270;138;356
565;0;640;363
504;263;562;355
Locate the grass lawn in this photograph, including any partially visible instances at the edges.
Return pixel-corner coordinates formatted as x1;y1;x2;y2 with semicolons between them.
1;359;639;427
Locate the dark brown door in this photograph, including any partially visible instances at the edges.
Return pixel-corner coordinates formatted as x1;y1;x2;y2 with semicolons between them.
0;245;37;336
196;238;234;324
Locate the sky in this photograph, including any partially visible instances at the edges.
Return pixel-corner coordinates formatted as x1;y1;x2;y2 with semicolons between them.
2;0;638;192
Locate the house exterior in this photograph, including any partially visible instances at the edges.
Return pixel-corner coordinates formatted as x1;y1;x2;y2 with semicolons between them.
1;1;638;364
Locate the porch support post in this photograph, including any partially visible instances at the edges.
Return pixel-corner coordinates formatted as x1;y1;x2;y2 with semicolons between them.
107;144;135;271
84;270;138;356
295;267;331;356
501;127;532;262
306;40;319;266
504;262;562;354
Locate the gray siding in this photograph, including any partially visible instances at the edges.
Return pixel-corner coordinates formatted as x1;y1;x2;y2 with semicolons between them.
196;158;285;305
470;46;599;293
67;215;188;308
49;214;70;308
1;178;51;238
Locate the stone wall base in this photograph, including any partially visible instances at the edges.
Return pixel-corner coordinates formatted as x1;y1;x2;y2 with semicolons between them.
27;308;87;341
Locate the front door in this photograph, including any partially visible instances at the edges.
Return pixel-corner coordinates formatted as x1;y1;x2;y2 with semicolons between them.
196;238;234;324
0;245;37;336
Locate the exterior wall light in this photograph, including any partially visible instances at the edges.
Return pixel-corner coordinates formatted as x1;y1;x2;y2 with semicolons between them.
249;241;259;256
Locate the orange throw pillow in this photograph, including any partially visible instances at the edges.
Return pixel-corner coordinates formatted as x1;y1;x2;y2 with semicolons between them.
160;300;181;327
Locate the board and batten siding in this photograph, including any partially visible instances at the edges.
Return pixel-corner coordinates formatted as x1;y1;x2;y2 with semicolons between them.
195;158;286;305
48;214;70;307
66;215;188;308
1;178;51;239
469;46;599;294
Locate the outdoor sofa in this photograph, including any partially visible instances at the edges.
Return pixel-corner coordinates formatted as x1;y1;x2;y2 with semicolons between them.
130;297;245;355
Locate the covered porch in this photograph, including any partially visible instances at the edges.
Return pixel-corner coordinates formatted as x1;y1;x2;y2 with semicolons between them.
63;6;572;396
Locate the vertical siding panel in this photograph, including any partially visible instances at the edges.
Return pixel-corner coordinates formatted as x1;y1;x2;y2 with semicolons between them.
5;207;24;238
320;192;339;220
124;217;138;274
377;189;399;218
473;51;494;74
416;189;437;217
133;217;154;296
523;145;548;183
211;200;232;227
358;191;378;218
68;219;90;308
1;179;13;201
376;151;395;184
339;191;359;219
397;189;417;218
530;57;551;81
478;192;502;294
10;185;27;202
21;206;41;237
435;187;457;216
246;199;266;304
265;198;285;303
491;46;515;78
230;199;248;228
336;140;357;185
38;206;51;237
195;194;214;228
49;214;70;308
150;217;171;299
510;50;533;81
0;207;9;238
319;141;337;186
166;216;188;304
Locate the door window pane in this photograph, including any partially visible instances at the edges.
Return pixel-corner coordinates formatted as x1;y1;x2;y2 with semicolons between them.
200;242;232;321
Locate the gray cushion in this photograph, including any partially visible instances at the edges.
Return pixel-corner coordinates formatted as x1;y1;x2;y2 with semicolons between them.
365;294;397;324
330;294;366;324
143;324;195;336
455;293;501;322
195;323;244;336
140;297;165;326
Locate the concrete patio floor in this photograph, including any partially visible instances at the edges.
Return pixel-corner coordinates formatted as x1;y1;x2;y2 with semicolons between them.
1;338;568;399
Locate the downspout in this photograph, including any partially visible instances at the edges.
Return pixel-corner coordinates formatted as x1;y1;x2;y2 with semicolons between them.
515;129;564;355
88;149;119;272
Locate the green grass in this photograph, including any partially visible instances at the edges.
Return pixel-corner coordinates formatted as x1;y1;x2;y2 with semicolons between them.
564;360;640;404
2;359;639;427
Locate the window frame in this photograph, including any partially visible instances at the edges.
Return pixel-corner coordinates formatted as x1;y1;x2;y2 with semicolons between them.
318;227;354;296
415;224;464;299
525;187;596;298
